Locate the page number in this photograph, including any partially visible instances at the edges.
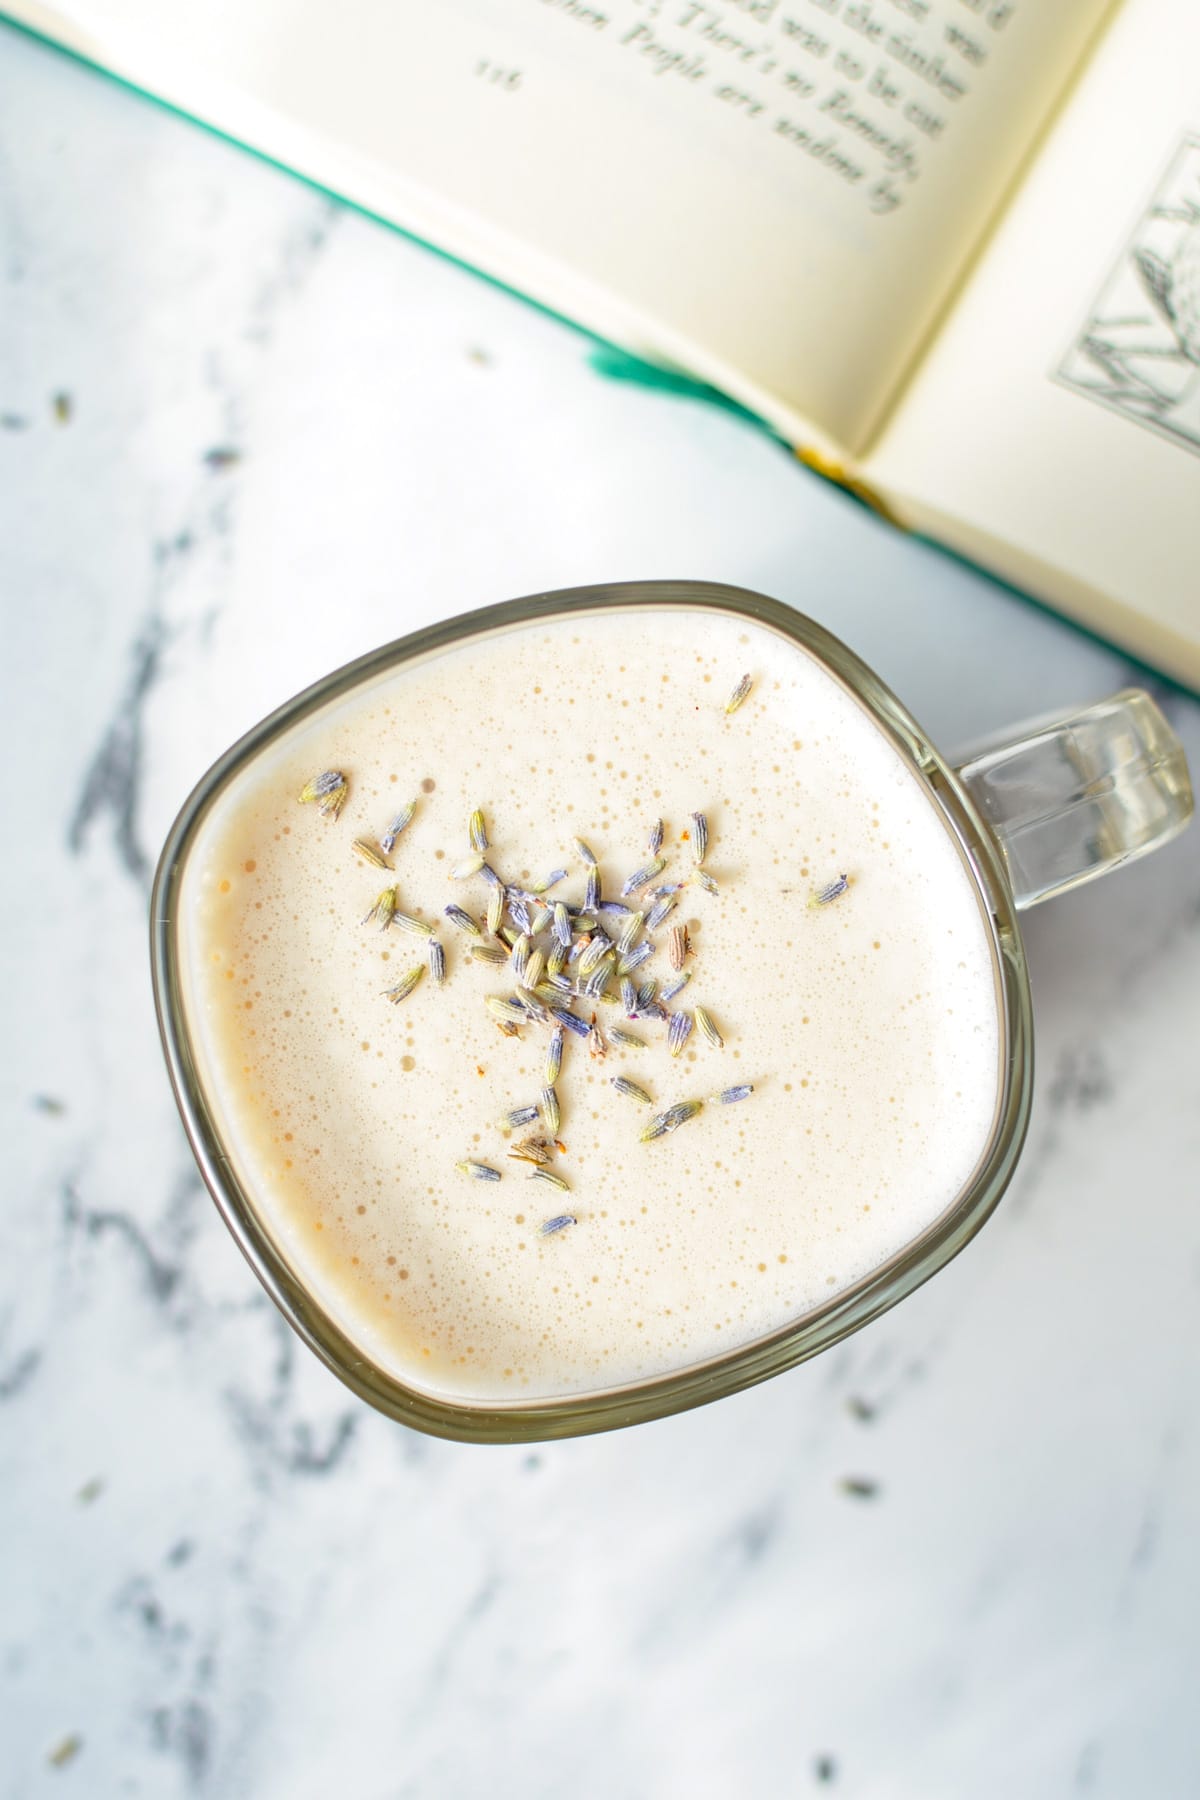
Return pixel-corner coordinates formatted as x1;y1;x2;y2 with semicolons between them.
475;60;522;92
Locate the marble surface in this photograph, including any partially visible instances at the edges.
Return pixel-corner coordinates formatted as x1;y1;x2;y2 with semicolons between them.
4;22;1200;1800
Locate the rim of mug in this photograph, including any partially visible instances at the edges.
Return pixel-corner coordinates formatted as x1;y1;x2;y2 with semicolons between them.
150;580;1033;1444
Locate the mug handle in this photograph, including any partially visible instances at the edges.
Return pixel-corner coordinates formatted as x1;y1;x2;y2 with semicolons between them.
954;689;1193;911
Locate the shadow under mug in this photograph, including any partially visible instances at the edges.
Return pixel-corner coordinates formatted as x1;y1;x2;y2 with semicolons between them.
150;583;1193;1442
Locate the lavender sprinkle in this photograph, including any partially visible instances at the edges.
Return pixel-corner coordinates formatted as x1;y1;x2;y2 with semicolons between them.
617;911;643;954
444;904;481;938
450;854;485;881
428;939;446;985
717;1084;754;1104
391;911;434;938
382;965;425;1005
530;869;568;894
509;1134;555;1167
583;965;610;1000
668;924;691;971
667;1011;694;1057
456;1159;501;1182
522;950;546;991
644;895;676;931
541;1085;561;1135
694;1005;724;1049
353;837;391;870
578;935;612;976
299;770;348;819
362;887;397;930
380;800;416;852
813;874;850;907
538;1205;576;1227
622;857;666;897
485;995;526;1022
640;1099;703;1143
725;672;754;715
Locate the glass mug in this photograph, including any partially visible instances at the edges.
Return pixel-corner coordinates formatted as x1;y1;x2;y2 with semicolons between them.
151;583;1193;1442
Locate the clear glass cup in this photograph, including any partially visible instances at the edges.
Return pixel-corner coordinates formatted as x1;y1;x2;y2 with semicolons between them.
150;583;1193;1442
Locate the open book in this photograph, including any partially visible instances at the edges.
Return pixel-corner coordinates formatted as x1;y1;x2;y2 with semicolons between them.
8;0;1199;683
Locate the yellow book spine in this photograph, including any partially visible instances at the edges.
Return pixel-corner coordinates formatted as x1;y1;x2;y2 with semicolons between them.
794;446;900;525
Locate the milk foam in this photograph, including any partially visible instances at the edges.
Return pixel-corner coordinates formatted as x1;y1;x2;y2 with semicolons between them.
181;607;1001;1401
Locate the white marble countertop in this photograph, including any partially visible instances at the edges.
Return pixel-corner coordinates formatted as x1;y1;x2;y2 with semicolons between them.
4;22;1200;1800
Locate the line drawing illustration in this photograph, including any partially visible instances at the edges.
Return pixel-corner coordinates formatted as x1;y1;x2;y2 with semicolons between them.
1057;134;1200;456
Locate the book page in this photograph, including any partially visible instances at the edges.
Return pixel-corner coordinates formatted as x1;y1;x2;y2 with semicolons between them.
865;0;1200;679
6;0;1111;454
